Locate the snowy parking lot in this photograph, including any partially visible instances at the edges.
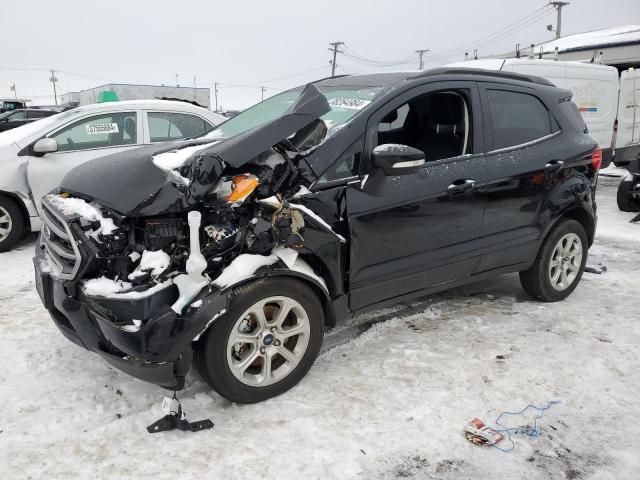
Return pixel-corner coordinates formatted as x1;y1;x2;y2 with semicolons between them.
0;172;638;479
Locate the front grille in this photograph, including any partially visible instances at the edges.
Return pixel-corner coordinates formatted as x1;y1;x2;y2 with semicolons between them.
41;197;82;280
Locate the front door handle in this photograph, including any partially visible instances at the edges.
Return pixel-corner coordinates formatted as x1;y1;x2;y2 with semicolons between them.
544;160;565;174
447;179;477;195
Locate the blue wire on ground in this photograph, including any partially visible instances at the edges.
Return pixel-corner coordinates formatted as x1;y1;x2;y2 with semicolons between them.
491;400;561;453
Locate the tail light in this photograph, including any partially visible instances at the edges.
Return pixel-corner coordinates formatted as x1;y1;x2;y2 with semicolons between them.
591;147;602;170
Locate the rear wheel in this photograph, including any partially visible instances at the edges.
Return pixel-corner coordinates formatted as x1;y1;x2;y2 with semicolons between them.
617;178;640;212
0;196;25;252
520;219;588;302
194;277;324;403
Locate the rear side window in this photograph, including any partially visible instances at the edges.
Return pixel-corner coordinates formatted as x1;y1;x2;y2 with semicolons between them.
487;90;556;150
148;112;211;142
559;99;588;133
27;110;50;119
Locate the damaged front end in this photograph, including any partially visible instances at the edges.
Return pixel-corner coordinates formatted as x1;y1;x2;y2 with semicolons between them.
34;84;346;390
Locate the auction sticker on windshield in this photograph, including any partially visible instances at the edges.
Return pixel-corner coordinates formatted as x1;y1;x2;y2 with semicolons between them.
86;123;119;135
328;98;371;110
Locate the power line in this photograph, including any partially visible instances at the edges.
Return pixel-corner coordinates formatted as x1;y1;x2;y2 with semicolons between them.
341;45;416;67
429;5;553;63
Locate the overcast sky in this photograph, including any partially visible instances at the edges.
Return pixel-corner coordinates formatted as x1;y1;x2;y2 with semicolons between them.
1;0;638;110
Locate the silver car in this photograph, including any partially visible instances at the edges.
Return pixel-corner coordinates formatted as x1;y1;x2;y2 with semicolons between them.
0;100;225;251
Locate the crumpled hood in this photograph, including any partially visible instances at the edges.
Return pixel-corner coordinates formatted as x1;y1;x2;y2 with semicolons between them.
60;141;224;216
60;84;330;216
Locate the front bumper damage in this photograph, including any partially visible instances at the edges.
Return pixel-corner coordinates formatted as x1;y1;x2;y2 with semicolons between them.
34;245;228;390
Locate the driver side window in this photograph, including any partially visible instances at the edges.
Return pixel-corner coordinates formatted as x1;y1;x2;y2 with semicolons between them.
49;112;137;152
376;89;473;163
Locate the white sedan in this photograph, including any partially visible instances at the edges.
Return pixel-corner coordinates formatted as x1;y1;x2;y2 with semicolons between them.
0;100;225;251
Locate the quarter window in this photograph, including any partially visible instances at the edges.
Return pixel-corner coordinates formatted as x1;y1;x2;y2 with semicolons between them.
148;112;211;142
487;90;556;150
319;137;363;183
50;112;137;152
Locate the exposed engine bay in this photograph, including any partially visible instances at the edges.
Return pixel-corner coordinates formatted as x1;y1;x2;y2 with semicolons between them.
43;134;342;316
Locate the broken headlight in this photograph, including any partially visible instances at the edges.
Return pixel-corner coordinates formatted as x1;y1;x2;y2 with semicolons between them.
212;174;260;204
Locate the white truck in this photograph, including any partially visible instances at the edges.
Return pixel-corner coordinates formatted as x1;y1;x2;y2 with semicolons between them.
448;58;640;170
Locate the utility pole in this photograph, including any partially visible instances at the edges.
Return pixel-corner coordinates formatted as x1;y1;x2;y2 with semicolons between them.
261;86;266;102
415;49;429;70
549;1;569;39
214;82;219;112
193;76;197;101
49;69;58;105
175;74;179;87
328;41;344;77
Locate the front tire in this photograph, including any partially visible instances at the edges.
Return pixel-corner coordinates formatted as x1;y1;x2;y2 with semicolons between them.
194;277;324;403
0;196;25;252
617;178;640;212
520;219;588;302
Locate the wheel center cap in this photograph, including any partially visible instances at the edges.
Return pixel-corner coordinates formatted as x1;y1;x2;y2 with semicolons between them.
262;333;275;346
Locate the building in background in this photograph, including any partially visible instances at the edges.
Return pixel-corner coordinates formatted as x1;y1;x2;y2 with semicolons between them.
468;25;640;72
60;83;211;109
536;24;640;71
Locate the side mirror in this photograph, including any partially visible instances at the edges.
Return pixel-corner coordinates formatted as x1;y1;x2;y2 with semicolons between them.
33;138;58;154
372;144;425;176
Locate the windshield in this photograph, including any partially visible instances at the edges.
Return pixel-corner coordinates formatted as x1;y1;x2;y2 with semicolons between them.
204;85;383;142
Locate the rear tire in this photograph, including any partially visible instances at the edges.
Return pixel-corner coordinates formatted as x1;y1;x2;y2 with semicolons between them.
617;178;640;212
520;219;588;302
0;196;25;252
194;277;324;403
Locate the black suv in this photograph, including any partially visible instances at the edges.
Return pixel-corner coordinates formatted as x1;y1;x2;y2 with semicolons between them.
34;68;600;403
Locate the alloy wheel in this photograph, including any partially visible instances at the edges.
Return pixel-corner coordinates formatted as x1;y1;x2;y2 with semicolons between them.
548;233;583;291
0;206;13;243
226;296;310;387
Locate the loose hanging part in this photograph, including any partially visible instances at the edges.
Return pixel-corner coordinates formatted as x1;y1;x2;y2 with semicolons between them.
147;389;214;434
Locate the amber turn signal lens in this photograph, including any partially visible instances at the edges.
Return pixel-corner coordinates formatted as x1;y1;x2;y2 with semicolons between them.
227;174;260;202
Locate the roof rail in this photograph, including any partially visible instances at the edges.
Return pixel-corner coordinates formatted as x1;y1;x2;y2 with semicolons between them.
411;67;554;87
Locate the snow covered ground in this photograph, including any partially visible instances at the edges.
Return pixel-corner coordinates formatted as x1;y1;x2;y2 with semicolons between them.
1;172;639;479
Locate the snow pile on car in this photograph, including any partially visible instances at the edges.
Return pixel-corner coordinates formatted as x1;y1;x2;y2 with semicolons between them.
152;143;216;185
46;194;118;236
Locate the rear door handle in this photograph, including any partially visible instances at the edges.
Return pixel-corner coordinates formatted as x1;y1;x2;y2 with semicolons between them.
544;160;565;174
447;179;477;195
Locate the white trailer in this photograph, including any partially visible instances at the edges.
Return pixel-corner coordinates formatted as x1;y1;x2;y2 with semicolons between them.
614;68;640;167
448;58;639;168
